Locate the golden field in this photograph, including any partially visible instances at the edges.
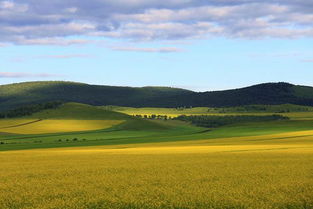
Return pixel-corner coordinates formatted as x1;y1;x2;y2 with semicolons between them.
111;106;313;120
0;119;124;134
1;131;313;209
0;119;37;129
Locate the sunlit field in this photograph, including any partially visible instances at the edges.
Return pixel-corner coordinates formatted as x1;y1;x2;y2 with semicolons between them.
109;105;313;120
0;119;37;128
1;103;313;209
2;0;313;207
1;136;313;209
0;119;124;134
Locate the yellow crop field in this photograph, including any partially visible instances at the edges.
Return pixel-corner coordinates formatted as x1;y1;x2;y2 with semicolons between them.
282;112;313;120
120;112;313;120
0;120;124;134
1;139;313;209
169;130;313;146
112;106;313;120
0;119;38;129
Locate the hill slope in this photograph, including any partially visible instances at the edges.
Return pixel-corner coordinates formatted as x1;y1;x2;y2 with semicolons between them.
0;103;169;135
29;102;132;120
30;103;169;130
186;82;313;107
1;81;313;110
0;81;192;111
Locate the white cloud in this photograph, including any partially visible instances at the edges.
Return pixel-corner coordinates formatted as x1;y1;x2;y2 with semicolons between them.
0;1;28;12
13;37;92;46
0;43;8;47
111;46;183;53
0;72;58;78
65;7;78;13
0;0;313;45
0;1;14;9
38;54;91;59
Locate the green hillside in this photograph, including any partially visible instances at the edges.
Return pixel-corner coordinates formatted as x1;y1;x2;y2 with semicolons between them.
29;103;131;120
28;102;169;131
2;81;313;111
0;81;192;111
0;102;171;137
192;82;313;107
0;102;203;151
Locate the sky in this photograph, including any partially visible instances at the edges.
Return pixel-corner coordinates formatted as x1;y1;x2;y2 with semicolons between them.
0;0;313;91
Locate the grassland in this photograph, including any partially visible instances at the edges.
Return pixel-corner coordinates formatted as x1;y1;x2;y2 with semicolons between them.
2;103;313;151
0;119;36;128
0;119;123;134
1;103;313;208
108;104;313;120
0;103;129;135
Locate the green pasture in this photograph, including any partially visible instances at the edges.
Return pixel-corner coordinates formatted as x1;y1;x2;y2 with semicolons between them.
1;103;313;151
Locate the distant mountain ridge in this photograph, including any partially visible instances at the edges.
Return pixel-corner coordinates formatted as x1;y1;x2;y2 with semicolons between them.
1;81;313;111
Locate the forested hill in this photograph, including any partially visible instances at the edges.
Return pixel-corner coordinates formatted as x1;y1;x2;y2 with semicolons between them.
1;81;313;110
0;81;192;111
182;82;313;107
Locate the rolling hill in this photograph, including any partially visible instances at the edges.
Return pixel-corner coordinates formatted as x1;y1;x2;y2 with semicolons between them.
1;81;313;111
188;82;313;107
0;81;192;111
0;102;170;136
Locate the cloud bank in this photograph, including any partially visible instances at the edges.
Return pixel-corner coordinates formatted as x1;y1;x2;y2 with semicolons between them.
111;46;183;53
38;54;91;59
0;72;58;78
0;0;313;45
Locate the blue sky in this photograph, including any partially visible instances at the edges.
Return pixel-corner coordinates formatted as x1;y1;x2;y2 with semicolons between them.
0;0;313;91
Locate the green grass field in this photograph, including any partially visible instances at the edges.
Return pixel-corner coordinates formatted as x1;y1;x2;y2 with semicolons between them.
1;103;313;208
106;104;313;120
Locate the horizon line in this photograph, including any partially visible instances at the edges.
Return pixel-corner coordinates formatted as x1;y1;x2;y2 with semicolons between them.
0;80;304;93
